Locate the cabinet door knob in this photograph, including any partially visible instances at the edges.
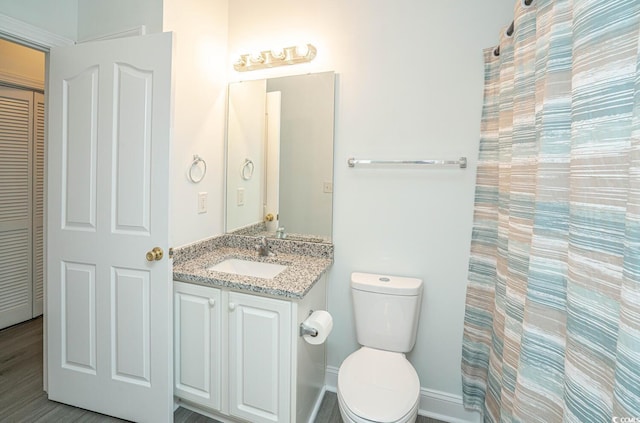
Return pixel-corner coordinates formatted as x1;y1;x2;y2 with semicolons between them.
208;298;216;307
228;302;236;311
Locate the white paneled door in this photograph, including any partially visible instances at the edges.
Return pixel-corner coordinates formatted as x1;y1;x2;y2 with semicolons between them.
46;33;173;423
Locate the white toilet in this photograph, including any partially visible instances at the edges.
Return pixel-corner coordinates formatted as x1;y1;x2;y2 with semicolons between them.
337;272;423;423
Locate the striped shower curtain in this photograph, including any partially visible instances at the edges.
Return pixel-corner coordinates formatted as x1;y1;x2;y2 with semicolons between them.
462;0;640;422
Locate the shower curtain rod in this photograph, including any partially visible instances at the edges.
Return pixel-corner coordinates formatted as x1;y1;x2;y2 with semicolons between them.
494;0;534;57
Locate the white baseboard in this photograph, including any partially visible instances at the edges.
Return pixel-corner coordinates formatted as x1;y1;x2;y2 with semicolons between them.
324;365;339;392
325;366;481;423
308;385;327;423
417;388;481;423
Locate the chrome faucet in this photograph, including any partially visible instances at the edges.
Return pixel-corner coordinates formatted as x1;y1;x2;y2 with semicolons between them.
255;237;275;257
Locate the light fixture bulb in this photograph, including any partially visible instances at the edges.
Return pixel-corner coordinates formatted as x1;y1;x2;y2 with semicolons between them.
271;48;285;59
295;44;309;57
249;53;265;64
233;54;250;70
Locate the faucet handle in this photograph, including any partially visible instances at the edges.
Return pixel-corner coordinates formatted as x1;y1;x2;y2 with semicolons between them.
255;236;275;256
255;236;266;248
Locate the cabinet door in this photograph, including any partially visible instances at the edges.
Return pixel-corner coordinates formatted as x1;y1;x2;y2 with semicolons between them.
228;292;292;423
174;282;221;411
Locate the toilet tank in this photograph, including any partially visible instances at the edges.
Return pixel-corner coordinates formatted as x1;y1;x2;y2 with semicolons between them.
351;272;423;353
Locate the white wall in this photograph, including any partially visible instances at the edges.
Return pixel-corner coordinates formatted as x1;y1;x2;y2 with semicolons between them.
228;0;515;402
0;0;78;40
163;0;228;247
77;0;162;41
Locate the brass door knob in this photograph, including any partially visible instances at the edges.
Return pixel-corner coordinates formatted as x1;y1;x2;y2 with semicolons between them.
146;247;164;262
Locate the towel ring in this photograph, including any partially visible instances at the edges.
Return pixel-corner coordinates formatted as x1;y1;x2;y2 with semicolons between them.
188;154;207;183
241;158;254;180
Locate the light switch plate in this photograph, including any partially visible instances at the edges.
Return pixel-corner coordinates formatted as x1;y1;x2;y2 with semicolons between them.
198;192;207;213
237;187;245;206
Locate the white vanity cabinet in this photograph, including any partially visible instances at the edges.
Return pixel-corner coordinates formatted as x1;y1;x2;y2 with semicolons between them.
173;276;327;423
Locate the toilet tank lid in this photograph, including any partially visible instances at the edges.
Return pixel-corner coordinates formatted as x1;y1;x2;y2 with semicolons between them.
351;272;423;296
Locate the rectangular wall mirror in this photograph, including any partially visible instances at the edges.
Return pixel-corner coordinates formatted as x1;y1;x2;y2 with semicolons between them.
225;71;335;243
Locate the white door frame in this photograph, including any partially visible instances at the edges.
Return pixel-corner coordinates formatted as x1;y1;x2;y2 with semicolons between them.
0;12;74;392
0;14;74;51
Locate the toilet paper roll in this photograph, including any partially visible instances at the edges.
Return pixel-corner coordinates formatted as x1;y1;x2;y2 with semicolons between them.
302;310;333;345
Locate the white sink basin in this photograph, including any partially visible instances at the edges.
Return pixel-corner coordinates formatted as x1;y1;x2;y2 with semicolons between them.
208;258;287;279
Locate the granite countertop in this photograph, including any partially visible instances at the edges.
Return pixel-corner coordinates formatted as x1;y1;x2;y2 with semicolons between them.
172;235;333;299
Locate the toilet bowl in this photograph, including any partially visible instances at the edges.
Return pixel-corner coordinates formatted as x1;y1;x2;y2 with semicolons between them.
337;347;420;423
337;272;423;423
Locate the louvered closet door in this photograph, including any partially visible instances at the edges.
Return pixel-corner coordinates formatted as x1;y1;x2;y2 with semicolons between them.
0;87;33;329
33;93;44;317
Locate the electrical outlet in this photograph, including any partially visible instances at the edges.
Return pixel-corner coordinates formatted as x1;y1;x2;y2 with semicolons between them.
197;192;207;213
323;181;333;193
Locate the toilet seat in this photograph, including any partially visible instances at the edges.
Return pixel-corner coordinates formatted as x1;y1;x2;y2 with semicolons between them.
337;347;420;423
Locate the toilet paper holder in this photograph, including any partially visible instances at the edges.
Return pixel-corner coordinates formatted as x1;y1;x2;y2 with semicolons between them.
299;310;319;337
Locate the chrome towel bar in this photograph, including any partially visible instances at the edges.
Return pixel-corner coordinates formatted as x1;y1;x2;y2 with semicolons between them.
347;157;467;169
188;154;207;183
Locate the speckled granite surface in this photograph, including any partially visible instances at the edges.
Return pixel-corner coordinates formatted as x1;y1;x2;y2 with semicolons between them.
172;234;333;299
231;222;331;244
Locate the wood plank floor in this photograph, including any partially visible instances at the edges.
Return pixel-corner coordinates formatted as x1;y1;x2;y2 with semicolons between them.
0;317;445;423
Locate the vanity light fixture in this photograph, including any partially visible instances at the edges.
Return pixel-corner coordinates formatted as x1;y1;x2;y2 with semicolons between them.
233;44;317;72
